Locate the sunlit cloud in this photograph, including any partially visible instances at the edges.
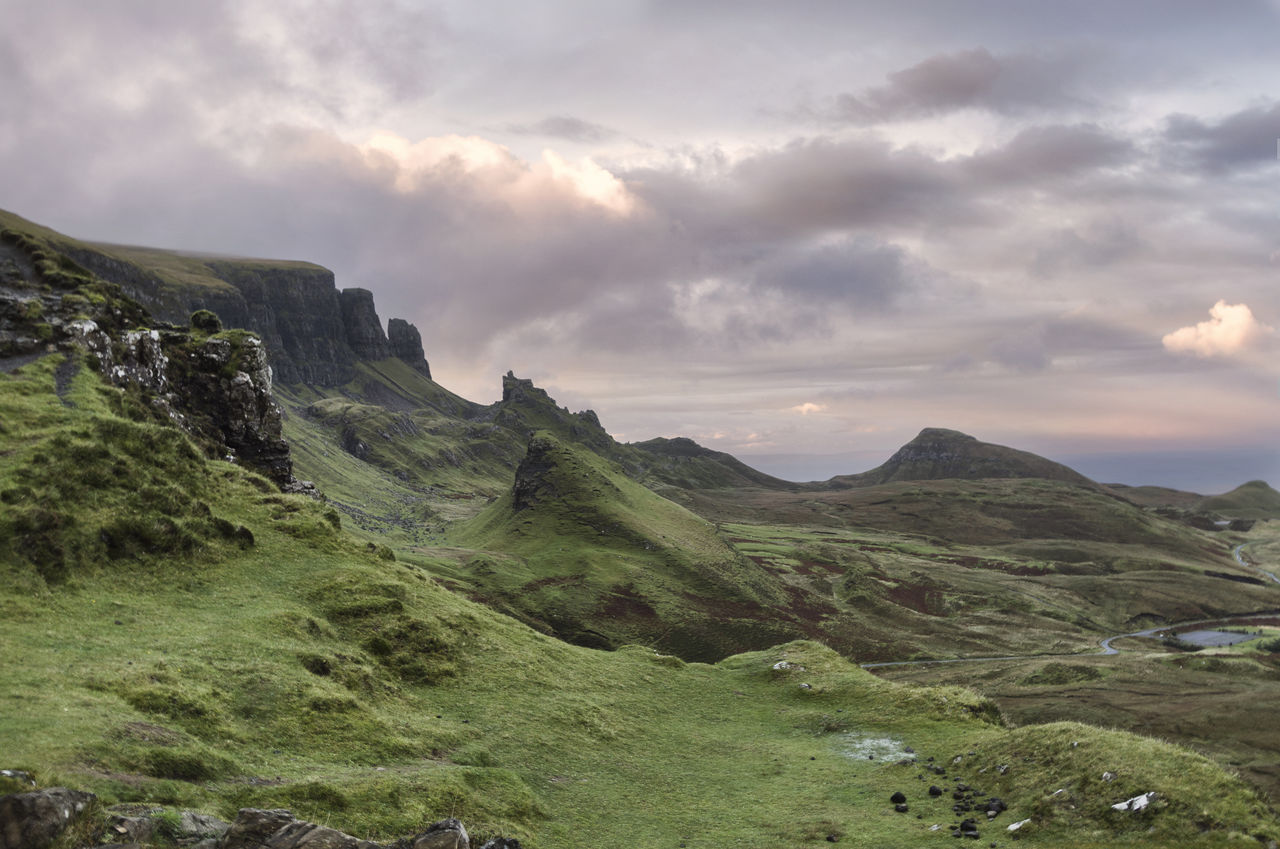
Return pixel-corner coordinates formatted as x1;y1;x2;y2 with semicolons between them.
356;131;637;214
1162;300;1273;357
789;402;828;415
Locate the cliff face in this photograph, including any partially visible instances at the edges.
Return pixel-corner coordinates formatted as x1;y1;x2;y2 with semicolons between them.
338;287;391;361
0;224;305;490
387;318;431;379
202;262;357;385
64;240;432;387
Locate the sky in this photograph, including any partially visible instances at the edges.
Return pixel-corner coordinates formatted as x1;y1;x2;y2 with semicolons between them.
2;0;1278;491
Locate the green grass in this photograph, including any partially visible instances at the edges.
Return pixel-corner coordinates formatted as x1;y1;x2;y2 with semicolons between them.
4;352;1276;847
1198;481;1280;520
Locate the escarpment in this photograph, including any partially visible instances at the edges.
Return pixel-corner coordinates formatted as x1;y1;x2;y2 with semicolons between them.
54;236;432;387
0;226;305;490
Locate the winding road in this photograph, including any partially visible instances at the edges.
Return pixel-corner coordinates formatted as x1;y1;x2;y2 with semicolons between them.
863;542;1278;669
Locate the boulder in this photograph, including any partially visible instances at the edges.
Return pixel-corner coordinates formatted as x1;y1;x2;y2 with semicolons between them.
221;808;383;849
0;787;97;849
406;818;469;849
180;810;231;840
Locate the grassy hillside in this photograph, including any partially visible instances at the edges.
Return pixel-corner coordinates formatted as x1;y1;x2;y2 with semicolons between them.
1198;481;1280;520
8;354;1278;847
830;427;1094;488
447;431;799;659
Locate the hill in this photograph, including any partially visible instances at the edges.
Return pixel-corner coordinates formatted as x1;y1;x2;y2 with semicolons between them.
1106;483;1205;509
829;427;1094;488
1197;480;1280;520
447;431;802;659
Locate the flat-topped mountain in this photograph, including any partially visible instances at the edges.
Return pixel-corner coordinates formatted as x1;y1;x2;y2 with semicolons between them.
830;427;1094;488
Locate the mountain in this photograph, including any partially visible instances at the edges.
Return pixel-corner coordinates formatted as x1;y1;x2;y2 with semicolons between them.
829;427;1095;488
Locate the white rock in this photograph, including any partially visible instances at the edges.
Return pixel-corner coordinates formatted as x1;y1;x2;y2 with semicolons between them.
1007;818;1031;832
1111;792;1156;812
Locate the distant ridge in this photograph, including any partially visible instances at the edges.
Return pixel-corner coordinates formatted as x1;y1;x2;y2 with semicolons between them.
829;427;1094;488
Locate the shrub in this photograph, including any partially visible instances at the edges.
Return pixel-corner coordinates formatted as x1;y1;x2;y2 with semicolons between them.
190;310;223;333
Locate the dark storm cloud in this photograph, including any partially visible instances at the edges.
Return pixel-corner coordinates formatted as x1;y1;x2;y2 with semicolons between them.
1163;102;1280;174
503;115;622;143
830;48;1091;123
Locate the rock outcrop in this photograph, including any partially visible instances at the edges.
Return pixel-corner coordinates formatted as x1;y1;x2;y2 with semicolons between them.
339;288;391;361
388;318;431;379
0;786;95;849
214;808;493;849
0;229;305;490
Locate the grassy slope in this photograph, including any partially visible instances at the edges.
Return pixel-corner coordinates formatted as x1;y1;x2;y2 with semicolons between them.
447;431;798;659
682;479;1275;634
829;428;1093;488
4;355;1276;848
1198;481;1280;520
281;364;1275;664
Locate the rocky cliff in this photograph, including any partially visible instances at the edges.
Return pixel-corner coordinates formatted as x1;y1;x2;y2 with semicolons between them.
388;317;431;378
338;287;391;361
0;225;306;490
47;231;430;387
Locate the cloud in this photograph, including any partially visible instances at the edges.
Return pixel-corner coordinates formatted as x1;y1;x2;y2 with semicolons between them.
754;237;922;309
964;123;1133;183
1162;300;1274;356
1163;102;1280;174
830;48;1090;124
790;402;827;415
503;115;621;143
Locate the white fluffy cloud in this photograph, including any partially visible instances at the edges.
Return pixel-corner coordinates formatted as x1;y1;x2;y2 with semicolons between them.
789;402;828;415
1162;300;1273;357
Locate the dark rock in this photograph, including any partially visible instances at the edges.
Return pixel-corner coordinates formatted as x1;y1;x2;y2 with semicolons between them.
894;803;910;813
387;318;431;379
0;786;97;849
929;785;944;797
180;810;230;839
220;808;298;849
338;288;390;361
221;808;383;849
512;433;561;511
890;791;907;804
407;818;469;849
985;797;1007;817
